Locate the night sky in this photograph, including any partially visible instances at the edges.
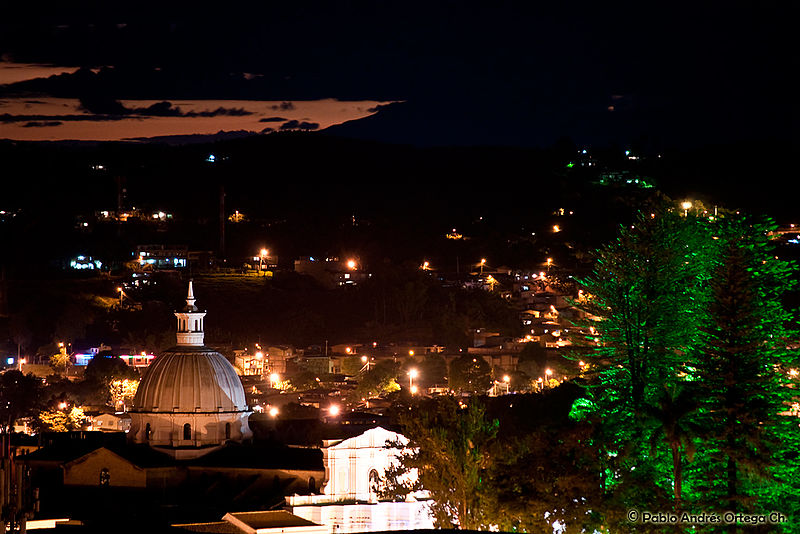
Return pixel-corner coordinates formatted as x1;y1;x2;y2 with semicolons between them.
1;2;795;148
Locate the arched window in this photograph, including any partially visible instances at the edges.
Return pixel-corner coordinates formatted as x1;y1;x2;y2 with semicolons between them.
308;476;316;493
144;423;151;441
225;423;231;440
183;423;192;440
369;469;381;501
99;468;110;486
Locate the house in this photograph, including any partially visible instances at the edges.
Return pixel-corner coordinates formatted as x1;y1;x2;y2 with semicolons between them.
91;412;131;432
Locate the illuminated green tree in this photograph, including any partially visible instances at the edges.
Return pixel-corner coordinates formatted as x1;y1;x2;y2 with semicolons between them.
573;207;799;528
577;204;714;416
692;232;798;521
642;384;701;510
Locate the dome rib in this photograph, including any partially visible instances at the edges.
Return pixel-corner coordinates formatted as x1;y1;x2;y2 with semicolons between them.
132;346;248;414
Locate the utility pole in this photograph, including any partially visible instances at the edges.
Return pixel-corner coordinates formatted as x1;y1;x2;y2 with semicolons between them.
219;185;226;265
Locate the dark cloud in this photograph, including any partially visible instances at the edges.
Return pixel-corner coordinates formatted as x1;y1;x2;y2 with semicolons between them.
188;106;250;117
22;120;62;127
78;96;252;118
137;101;181;116
279;120;319;131
260;127;274;133
271;101;295;111
0;113;127;122
79;95;128;115
259;116;286;123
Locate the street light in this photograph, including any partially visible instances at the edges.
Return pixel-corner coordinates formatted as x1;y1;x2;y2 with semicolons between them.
681;201;692;217
408;368;418;393
116;287;123;306
480;258;486;274
546;257;553;271
503;374;510;394
270;373;280;388
259;248;268;273
346;259;357;270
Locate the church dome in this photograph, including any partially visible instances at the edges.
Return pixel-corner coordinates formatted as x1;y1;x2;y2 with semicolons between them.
132;346;248;413
128;282;251;459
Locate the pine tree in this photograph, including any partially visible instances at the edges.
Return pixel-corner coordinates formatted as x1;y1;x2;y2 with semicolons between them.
577;203;714;420
693;224;797;519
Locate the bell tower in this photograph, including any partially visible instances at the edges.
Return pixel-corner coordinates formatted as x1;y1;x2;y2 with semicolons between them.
175;280;206;346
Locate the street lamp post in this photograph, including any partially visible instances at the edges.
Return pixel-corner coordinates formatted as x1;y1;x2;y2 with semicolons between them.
503;374;510;394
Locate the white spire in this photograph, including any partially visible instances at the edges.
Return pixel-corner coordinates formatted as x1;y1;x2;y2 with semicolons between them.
186;280;198;311
175;281;206;346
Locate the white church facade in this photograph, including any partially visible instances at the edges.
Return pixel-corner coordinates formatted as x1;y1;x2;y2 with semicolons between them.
288;427;433;532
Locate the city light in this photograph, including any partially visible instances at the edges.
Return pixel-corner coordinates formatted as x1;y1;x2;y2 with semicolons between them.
269;407;279;418
329;404;341;416
346;259;357;269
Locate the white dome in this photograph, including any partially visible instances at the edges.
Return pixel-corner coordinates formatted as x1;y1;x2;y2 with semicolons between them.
132;346;248;414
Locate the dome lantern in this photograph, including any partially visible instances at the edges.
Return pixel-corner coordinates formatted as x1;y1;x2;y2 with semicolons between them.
175;280;206;346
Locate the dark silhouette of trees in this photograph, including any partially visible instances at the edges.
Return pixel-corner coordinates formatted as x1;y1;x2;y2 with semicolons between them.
0;371;43;433
448;354;491;395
